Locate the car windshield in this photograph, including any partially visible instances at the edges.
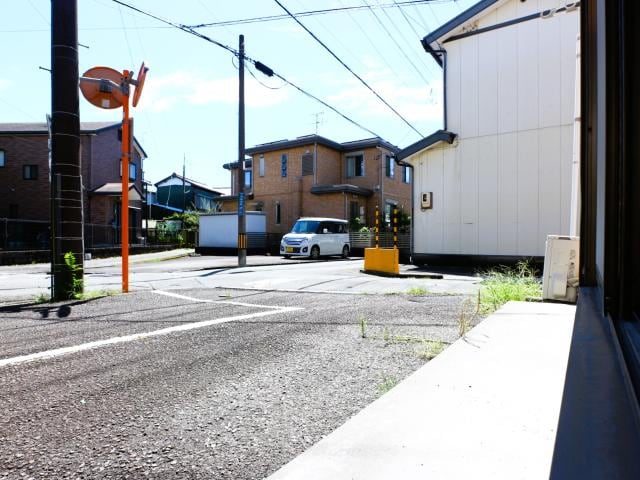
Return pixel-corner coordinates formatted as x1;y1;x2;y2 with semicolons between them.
291;220;320;234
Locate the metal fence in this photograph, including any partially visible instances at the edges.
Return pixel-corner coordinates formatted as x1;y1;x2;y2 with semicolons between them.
0;218;198;251
349;231;410;251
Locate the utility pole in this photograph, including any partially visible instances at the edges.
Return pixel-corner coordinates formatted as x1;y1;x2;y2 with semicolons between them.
237;34;247;267
51;0;84;300
182;154;186;213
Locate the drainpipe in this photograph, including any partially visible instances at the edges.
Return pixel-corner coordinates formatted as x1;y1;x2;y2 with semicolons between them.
394;156;414;262
432;48;448;131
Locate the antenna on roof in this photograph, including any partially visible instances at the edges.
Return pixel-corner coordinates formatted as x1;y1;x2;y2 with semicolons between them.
313;111;324;135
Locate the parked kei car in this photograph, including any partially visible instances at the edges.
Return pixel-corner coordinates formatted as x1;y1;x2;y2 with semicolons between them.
280;217;350;259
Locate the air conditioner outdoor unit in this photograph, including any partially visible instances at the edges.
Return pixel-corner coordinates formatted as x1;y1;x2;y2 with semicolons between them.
542;235;580;303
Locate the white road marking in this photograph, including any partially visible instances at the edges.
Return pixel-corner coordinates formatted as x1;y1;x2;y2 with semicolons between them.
151;289;292;310
0;291;302;368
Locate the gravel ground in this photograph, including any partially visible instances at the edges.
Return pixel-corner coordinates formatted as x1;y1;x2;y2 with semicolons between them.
0;288;480;479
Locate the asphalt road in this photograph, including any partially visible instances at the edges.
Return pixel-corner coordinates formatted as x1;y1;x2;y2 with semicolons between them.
0;252;480;302
0;286;477;479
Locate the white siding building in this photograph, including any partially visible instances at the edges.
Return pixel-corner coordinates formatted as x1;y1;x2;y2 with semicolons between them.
397;0;580;264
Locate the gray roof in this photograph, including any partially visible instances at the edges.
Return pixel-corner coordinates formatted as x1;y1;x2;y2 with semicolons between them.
421;0;501;65
396;130;457;161
0;121;120;134
90;182;143;200
154;173;224;195
0;121;148;158
244;134;399;156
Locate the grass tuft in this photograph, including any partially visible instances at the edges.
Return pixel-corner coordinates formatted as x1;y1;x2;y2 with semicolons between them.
34;293;50;304
416;341;445;361
479;261;542;314
377;375;398;396
406;286;429;296
358;315;368;338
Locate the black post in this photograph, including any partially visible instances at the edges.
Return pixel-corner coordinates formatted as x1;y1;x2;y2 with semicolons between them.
237;34;247;267
51;0;84;300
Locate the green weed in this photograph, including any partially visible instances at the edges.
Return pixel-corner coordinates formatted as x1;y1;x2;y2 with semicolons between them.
416;341;445;360
479;261;542;314
377;375;398;396
34;293;50;304
358;315;368;338
406;286;429;296
63;252;84;300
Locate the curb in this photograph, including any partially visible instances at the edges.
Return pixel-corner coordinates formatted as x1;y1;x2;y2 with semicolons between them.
360;269;444;279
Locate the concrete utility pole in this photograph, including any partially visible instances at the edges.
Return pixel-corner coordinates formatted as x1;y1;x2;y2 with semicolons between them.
51;0;84;300
237;34;247;267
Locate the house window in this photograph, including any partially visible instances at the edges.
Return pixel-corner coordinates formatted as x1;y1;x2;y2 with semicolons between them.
301;152;314;176
23;165;38;180
244;170;252;190
384;202;397;227
385;155;395;178
281;154;288;177
402;165;411;183
0;150;5;167
346;154;364;177
349;202;360;223
119;161;137;180
275;201;281;225
196;194;212;211
259;155;265;177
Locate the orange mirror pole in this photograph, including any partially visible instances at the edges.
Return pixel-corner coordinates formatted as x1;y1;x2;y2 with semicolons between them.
121;70;130;293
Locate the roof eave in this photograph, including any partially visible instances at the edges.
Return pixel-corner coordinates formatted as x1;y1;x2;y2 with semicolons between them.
396;130;457;161
422;0;501;51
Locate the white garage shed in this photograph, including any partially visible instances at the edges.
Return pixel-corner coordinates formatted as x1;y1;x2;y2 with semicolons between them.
397;0;580;265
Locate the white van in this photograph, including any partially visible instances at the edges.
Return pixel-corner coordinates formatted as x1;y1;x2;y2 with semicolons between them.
280;217;350;259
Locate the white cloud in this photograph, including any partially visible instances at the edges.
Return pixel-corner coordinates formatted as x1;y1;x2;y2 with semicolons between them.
136;70;289;113
0;79;11;91
328;75;442;123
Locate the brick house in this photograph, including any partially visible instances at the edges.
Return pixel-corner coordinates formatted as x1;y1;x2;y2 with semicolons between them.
0;122;147;244
219;135;409;234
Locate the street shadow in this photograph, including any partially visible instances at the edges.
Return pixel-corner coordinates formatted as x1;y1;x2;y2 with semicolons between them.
0;298;95;319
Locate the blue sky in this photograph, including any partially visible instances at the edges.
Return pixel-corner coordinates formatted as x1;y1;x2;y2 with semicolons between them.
1;0;475;189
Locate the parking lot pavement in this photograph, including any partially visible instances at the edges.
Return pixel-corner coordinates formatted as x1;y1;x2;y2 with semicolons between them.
0;287;478;479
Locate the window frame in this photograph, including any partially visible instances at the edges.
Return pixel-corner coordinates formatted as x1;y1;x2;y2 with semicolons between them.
275;201;281;225
259;155;265;177
23;164;38;180
346;153;365;178
385;155;395;178
402;165;411;184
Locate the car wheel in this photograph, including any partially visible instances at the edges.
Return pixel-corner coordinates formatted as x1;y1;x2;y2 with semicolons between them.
341;245;349;259
310;246;320;260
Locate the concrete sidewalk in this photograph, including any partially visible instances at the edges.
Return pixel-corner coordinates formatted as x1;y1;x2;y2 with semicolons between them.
267;301;576;480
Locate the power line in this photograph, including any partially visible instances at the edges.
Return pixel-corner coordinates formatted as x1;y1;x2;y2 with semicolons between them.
371;0;437;78
360;0;433;85
111;0;386;139
273;0;423;137
189;1;449;28
336;0;411;88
